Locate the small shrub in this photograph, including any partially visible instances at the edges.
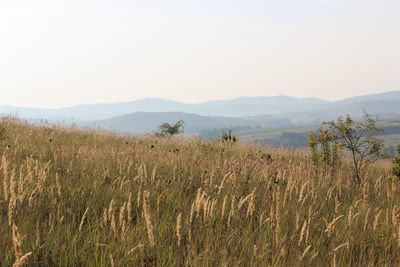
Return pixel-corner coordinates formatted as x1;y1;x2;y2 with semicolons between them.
221;130;238;143
392;145;400;180
306;127;341;167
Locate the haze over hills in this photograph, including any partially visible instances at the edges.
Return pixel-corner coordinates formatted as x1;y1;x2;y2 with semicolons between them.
1;90;400;134
335;90;400;105
0;95;330;121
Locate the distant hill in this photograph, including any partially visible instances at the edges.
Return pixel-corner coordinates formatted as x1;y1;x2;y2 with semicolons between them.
1;90;400;134
0;95;329;121
276;100;400;125
336;91;400;105
68;96;323;119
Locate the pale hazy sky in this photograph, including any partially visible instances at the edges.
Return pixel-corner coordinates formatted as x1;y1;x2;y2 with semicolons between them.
1;0;399;108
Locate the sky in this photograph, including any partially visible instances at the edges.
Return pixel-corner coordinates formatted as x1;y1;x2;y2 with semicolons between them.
0;0;399;108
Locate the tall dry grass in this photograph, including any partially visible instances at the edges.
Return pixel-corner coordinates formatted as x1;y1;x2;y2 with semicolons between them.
0;117;399;266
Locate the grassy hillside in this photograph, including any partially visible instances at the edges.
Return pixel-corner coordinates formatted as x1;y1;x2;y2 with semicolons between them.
0;118;400;266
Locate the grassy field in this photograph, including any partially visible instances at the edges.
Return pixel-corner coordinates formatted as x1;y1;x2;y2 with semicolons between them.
1;118;400;266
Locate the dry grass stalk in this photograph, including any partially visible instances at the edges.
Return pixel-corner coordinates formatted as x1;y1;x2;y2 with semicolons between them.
127;193;132;223
102;208;108;227
332;252;337;267
12;224;32;267
2;155;9;201
300;245;312;261
334;195;340;214
136;187;142;208
298;219;307;245
79;207;89;231
373;210;382;231
189;202;195;226
295;212;301;231
217;173;230;194
333;242;349;253
202;196;210;220
151;166;157;182
111;213;117;235
348;206;354;226
195;189;206;218
221;195;228;218
325;215;344;235
238;189;255;211
119;203;126;229
126;244;144;255
108;199;115;221
176;213;182;246
109;254;115;267
143;190;155;247
298;181;309;203
55;173;61;198
228;196;236;228
392;206;398;225
398;224;400;247
364;208;370;231
8;170;16;225
210;198;218;218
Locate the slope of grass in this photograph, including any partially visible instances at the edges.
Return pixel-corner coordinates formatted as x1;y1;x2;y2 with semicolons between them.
0;118;399;266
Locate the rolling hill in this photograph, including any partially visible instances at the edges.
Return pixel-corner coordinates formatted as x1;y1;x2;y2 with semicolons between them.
0;96;329;121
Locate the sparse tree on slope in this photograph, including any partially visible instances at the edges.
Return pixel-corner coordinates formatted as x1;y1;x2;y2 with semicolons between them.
324;112;384;181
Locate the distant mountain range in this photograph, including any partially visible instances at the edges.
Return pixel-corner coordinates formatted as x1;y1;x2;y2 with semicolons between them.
1;90;400;134
0;95;330;121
